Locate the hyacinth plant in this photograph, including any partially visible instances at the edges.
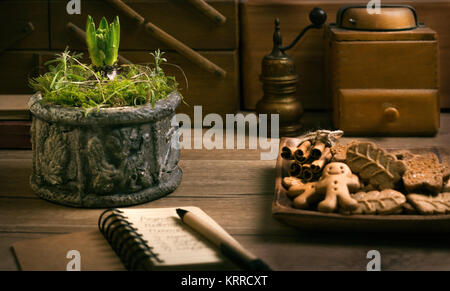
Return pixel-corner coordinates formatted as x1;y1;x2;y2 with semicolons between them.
86;15;120;79
29;16;179;114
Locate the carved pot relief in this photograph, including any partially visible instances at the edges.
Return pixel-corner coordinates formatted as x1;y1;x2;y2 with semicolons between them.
28;92;182;208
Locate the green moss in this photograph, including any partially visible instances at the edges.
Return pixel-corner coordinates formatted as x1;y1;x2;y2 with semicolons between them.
29;48;179;114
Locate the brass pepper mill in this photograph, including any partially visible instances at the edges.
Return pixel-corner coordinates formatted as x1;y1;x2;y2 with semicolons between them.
257;7;327;136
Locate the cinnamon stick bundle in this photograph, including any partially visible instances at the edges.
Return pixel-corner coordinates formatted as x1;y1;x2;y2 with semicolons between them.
282;159;302;177
281;135;344;184
281;139;303;160
294;141;312;164
311;147;332;173
288;162;302;178
311;140;326;160
301;164;313;182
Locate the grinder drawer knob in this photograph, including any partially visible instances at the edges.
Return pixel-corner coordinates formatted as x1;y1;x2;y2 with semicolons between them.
383;107;400;123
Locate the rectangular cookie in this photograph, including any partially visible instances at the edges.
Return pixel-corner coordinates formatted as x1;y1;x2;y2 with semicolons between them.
401;153;445;194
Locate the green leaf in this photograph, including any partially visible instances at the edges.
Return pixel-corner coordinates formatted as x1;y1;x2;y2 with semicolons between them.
113;16;120;64
49;71;61;90
67;74;86;81
71;64;87;71
44;58;61;66
85;16;96;48
104;23;116;66
86;15;103;67
99;17;108;31
98;50;106;63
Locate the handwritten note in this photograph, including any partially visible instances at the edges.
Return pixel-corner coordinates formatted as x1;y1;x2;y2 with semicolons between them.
121;207;223;266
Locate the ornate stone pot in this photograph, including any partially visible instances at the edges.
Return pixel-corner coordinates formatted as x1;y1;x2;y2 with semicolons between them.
28;92;182;208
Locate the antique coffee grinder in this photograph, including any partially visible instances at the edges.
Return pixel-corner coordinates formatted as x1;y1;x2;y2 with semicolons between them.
325;5;439;136
257;7;327;137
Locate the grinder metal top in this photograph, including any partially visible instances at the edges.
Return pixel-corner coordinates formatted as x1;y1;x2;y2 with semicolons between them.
337;5;418;31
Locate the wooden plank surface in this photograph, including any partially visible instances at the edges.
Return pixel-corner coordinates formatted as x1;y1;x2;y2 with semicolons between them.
2;231;450;271
238;233;450;271
1;116;450;270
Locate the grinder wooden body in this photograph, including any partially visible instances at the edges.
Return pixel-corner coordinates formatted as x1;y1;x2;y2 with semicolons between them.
325;6;439;136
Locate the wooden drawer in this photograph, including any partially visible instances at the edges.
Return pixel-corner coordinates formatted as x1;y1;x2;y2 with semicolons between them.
0;50;239;119
338;89;439;136
330;39;438;90
50;0;238;51
0;0;49;50
325;23;439;136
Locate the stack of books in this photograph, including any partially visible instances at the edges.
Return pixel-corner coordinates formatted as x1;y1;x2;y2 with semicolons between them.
0;94;32;149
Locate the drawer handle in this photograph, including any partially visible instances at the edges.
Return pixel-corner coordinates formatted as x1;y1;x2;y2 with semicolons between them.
383;107;399;123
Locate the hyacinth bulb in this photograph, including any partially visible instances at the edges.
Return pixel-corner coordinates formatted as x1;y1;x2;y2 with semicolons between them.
86;15;120;67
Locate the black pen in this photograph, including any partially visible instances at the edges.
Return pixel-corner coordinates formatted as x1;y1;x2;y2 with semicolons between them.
176;208;272;271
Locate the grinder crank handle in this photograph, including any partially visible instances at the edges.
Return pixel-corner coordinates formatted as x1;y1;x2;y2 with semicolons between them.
280;7;327;52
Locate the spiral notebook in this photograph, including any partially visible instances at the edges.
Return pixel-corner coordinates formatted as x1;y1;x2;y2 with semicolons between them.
12;207;235;271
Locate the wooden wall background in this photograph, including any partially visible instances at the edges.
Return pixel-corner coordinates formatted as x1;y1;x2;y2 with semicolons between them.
240;0;450;110
0;0;239;119
1;0;450;116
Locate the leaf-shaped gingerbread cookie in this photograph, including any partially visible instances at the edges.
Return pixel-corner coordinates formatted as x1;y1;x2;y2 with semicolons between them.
346;142;406;190
348;190;406;215
407;193;450;215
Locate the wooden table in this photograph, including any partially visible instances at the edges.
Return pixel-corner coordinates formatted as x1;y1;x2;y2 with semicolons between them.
1;114;450;271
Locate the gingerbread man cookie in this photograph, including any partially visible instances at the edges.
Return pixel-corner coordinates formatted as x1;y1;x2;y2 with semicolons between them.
287;162;361;213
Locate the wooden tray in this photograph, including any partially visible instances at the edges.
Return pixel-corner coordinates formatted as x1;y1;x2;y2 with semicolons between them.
272;138;450;233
